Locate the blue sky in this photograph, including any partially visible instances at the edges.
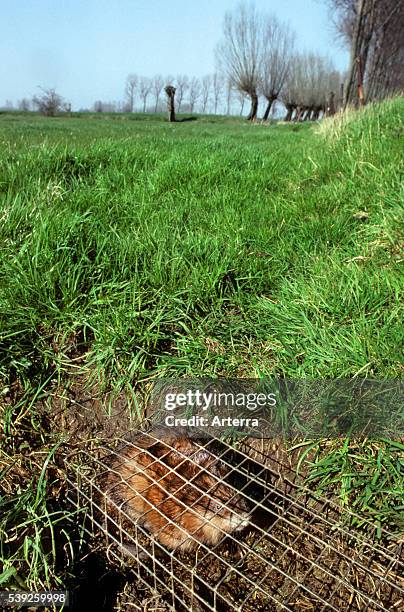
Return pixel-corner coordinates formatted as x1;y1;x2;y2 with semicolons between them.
1;0;348;109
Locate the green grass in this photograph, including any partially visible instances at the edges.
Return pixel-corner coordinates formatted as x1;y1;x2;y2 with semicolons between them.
0;99;403;590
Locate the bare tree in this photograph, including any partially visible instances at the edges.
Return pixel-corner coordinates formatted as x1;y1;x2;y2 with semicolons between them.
93;100;118;113
216;2;263;121
152;74;164;112
188;77;201;113
212;73;223;114
125;74;138;112
103;101;118;112
324;0;404;105
281;53;341;120
139;76;152;112
32;87;65;116
175;74;189;112
200;75;212;113
2;100;14;110
18;98;31;111
225;79;233;115
281;54;302;120
344;0;375;106
236;90;248;115
260;15;295;121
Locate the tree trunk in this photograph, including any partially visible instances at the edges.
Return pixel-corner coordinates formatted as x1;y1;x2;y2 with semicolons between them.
356;56;366;106
339;82;344;109
165;86;176;122
262;96;276;121
325;92;336;117
247;91;258;121
295;106;303;122
284;104;294;121
344;0;375;108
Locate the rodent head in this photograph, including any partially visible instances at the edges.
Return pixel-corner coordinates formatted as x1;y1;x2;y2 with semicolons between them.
205;480;251;534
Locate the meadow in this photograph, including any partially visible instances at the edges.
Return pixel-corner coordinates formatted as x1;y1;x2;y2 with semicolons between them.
0;100;403;594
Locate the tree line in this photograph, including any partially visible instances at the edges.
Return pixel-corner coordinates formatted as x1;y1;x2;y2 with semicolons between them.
122;73;229;115
4;1;401;119
216;4;343;121
120;6;343;122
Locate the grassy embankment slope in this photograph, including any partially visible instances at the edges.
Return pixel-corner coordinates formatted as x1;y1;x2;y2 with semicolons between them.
0;100;403;590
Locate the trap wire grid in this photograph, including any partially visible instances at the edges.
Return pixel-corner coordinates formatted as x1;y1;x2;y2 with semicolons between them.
65;432;404;611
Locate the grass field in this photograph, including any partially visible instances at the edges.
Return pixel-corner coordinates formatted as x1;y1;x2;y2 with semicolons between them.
0;100;403;594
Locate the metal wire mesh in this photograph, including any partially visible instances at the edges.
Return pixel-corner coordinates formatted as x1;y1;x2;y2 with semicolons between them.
65;428;404;611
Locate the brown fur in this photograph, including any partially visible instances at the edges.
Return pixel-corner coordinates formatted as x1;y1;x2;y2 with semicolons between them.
98;427;251;552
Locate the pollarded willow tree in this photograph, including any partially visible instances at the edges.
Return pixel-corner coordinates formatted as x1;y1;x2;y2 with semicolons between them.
260;15;295;121
281;54;304;121
216;2;263;121
165;85;176;122
281;53;342;121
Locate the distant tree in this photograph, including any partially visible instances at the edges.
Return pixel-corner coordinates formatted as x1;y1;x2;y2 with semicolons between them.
93;100;103;113
2;100;14;110
236;90;247;115
212;73;223;114
281;54;303;120
125;74;138;112
216;2;263;121
175;74;189;112
32;88;65;116
200;75;212;113
93;100;118;112
165;85;176;122
188;77;201;112
281;52;341;120
152;74;165;112
104;101;118;112
139;76;152;112
260;15;295;120
18;98;31;111
225;79;233;115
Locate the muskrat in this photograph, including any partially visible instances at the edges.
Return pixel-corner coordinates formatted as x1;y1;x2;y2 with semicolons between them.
98;426;253;553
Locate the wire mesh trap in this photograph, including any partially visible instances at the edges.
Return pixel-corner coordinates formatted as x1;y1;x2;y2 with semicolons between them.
65;428;404;611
